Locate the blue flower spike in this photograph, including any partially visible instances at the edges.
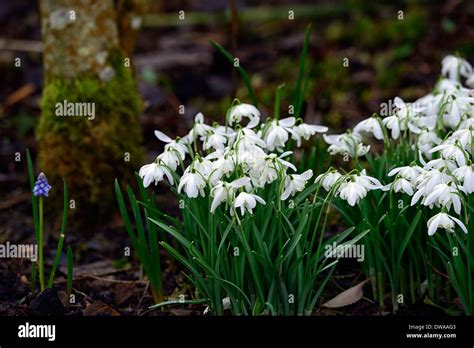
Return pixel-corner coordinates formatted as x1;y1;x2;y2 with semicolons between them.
33;172;52;197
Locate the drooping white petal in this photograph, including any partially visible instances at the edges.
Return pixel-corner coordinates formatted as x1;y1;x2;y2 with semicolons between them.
154;130;173;143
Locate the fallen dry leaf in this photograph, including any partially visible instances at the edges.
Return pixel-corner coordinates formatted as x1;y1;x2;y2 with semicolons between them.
322;280;369;308
83;301;120;316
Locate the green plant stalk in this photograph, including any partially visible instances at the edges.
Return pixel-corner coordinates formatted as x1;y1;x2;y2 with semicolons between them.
67;245;73;301
47;179;68;288
38;196;45;291
26;149;39;241
115;179;165;304
151;178;360;315
26;149;40;291
47;234;64;289
274;84;285;120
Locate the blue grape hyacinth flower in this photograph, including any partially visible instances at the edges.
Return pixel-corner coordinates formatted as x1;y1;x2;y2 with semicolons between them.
33;172;52;197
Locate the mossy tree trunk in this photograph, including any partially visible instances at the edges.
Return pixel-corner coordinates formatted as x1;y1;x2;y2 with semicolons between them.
38;0;145;229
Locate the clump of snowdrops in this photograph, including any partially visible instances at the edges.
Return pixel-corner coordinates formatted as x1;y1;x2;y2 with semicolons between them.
135;101;369;315
317;55;474;314
123;52;473;315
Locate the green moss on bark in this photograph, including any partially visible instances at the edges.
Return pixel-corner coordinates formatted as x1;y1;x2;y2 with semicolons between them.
37;50;143;226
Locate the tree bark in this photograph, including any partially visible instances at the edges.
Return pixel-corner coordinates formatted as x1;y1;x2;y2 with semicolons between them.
37;0;144;229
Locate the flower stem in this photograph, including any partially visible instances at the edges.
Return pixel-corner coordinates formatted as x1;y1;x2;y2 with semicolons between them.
38;196;45;291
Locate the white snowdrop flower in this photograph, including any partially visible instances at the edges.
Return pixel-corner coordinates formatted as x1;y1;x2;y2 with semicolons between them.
192;112;213;137
238;148;266;174
265;117;296;151
139;162;174;187
417;130;442;158
335;171;381;206
437;78;462;93
178;172;206;198
394;96;425;118
234;192;266;215
290;123;328;146
324;133;370;158
233;128;267;152
323;133;344;146
430;143;467;167
417;168;450;189
411;169;450;206
417;115;437;131
382;115;401;139
229;103;261;128
315;170;343;191
248;152;295;187
445;96;474;129
388;166;423;183
386;177;414;196
415;93;443;118
353;117;384;140
423;183;464;214
192;158;214;178
417;130;442;147
338;181;368;206
210;177;250;213
208;151;235;182
154;130;188;160
355;170;383;190
388;97;423;134
157;150;180;171
383;113;425;139
442;98;463;129
423;158;458;172
441;55;473;82
281;170;313;200
427;212;468;236
249;160;278;187
453;165;474;194
274;151;297;172
210;183;228;213
202;131;227;152
451;129;474;150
